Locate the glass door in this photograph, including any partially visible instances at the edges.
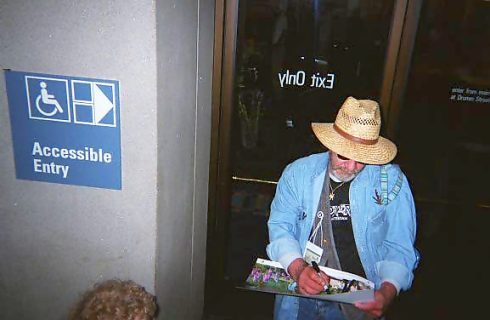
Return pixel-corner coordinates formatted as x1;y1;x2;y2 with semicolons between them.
393;1;490;318
232;0;396;181
205;1;410;318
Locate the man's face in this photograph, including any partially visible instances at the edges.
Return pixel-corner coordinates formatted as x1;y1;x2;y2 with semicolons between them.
329;152;365;182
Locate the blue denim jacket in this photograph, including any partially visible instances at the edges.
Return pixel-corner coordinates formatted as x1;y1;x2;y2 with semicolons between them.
266;152;419;320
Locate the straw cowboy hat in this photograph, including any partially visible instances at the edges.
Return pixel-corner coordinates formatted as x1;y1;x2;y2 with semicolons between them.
311;96;397;165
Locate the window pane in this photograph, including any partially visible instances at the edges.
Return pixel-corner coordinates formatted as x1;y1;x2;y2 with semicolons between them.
226;0;395;285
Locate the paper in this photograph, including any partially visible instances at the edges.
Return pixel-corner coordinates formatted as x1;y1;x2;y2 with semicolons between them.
241;258;375;304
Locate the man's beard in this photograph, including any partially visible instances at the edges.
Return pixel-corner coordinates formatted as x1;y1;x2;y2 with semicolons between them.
330;165;363;182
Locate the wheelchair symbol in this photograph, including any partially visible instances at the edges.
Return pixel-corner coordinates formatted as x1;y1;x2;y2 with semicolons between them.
35;81;64;117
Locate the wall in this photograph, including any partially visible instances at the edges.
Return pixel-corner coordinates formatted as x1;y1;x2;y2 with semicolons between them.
0;1;213;319
155;0;213;319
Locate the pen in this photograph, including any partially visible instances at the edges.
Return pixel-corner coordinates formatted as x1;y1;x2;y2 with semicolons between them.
311;261;329;292
311;261;321;273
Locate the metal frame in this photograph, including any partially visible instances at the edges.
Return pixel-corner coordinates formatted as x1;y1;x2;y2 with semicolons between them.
205;0;239;310
380;0;423;141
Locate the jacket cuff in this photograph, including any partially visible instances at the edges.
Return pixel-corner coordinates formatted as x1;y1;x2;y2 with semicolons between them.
267;237;303;274
375;260;411;292
278;252;303;274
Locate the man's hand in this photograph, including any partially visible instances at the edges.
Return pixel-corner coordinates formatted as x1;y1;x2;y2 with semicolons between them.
354;282;397;318
287;258;330;295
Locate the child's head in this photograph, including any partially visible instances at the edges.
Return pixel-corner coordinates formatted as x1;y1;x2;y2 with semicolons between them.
70;279;157;320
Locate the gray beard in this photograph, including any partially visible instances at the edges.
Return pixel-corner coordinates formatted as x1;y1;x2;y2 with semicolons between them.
331;172;356;182
329;166;363;182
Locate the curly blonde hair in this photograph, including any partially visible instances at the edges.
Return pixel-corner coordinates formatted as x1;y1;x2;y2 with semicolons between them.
70;279;157;320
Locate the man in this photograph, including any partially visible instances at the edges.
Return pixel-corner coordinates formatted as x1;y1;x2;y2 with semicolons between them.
267;97;419;320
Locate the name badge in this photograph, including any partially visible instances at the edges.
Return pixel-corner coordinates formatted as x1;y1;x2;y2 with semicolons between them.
303;241;323;265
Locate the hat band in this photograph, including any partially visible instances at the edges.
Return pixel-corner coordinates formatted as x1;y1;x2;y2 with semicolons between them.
333;123;378;145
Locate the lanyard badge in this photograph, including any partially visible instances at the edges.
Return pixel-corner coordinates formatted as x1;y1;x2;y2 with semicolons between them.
303;210;325;264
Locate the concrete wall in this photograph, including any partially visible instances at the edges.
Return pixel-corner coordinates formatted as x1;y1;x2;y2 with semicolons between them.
0;1;213;319
155;0;213;319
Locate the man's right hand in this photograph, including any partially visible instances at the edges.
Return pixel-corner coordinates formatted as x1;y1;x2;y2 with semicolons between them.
288;258;329;295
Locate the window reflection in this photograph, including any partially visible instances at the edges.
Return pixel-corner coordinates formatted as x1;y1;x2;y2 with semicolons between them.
232;0;394;182
398;0;490;205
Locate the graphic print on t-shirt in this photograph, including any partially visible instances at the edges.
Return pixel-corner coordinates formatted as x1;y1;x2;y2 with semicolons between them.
329;203;350;221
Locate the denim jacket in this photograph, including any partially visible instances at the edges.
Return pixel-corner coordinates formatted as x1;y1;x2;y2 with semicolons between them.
266;152;419;320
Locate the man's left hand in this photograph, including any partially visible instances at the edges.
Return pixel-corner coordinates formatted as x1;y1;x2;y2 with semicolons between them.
354;282;397;318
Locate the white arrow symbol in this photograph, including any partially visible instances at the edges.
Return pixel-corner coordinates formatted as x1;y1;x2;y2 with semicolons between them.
93;84;114;124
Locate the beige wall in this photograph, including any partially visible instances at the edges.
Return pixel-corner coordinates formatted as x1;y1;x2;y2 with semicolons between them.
0;1;213;319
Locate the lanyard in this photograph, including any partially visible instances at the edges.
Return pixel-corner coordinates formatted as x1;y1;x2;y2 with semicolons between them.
309;210;325;246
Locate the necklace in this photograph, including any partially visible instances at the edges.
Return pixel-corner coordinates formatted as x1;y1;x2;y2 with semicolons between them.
329;179;347;201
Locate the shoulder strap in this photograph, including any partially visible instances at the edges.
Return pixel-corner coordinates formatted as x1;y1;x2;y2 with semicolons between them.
380;164;404;205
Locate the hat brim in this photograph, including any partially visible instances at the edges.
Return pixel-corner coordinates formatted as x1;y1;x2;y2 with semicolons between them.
311;123;397;165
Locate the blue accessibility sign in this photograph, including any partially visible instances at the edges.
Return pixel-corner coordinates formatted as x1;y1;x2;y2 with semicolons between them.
5;70;121;189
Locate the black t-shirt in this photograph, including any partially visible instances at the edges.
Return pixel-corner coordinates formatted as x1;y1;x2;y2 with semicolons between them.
330;179;366;278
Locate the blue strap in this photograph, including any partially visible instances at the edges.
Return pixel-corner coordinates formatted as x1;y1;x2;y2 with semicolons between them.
380;165;403;205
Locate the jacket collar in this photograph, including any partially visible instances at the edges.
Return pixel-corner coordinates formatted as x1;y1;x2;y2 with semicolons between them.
313;151;329;179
